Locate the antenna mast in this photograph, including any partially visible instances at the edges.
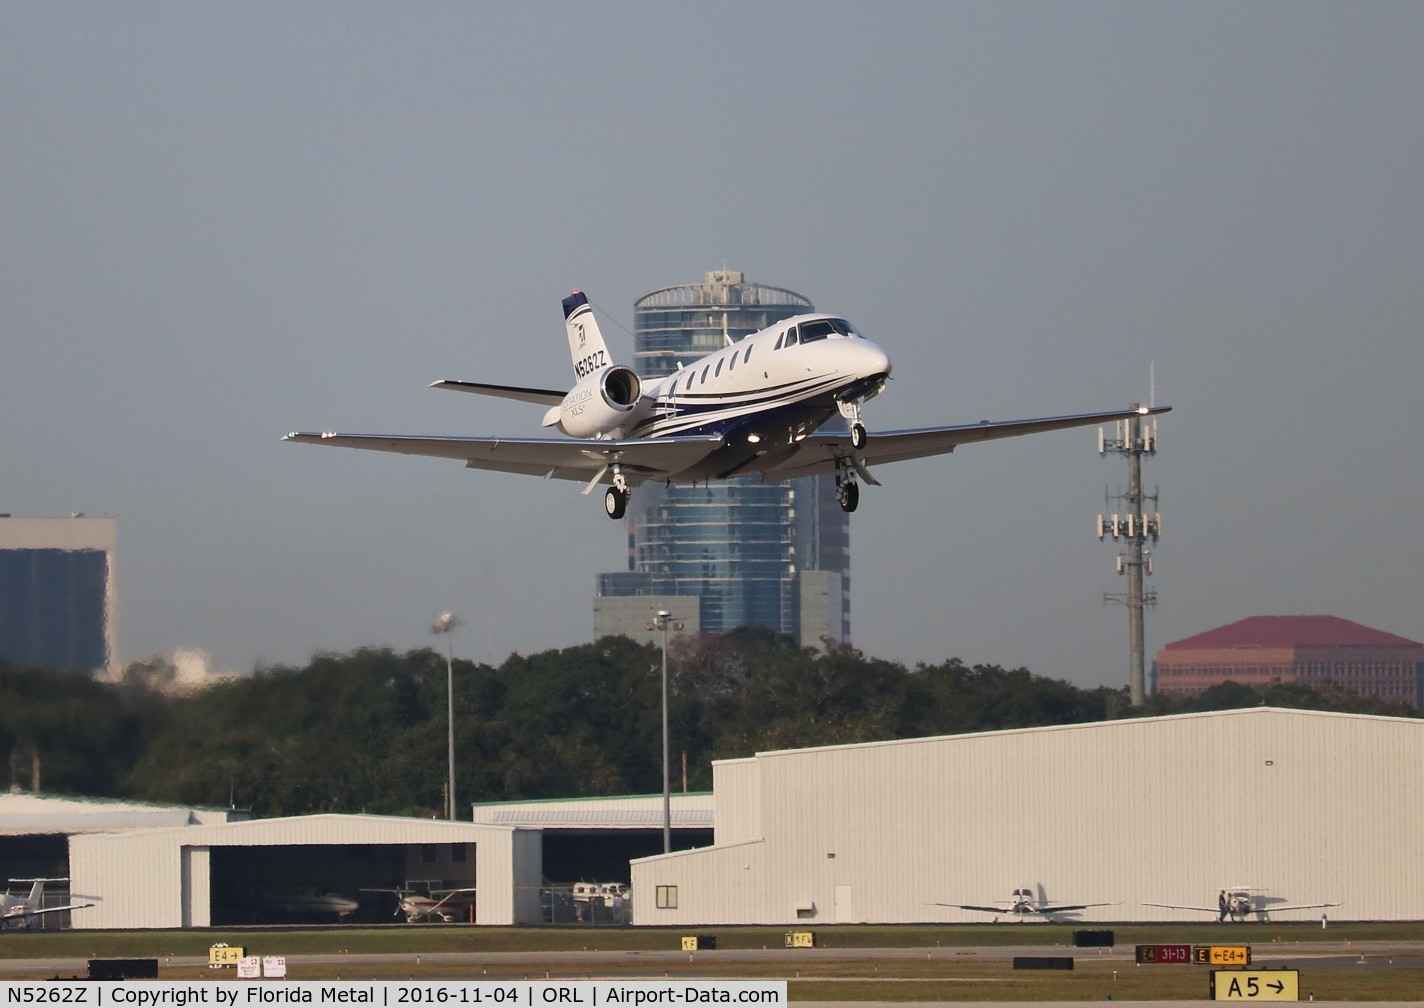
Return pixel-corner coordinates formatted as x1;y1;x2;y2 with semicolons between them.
1096;407;1161;706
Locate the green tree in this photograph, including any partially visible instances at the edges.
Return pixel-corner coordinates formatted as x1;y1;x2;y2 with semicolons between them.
0;661;152;796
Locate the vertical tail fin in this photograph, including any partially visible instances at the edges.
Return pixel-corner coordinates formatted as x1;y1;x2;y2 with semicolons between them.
26;881;44;909
562;291;613;381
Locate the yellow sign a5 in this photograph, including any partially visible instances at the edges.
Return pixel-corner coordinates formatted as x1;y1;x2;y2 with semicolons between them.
1210;969;1299;1001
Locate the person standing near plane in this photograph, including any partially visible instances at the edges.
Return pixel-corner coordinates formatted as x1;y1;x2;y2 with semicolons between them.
1218;890;1229;922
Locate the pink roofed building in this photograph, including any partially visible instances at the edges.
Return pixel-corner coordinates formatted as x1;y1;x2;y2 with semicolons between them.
1155;615;1424;707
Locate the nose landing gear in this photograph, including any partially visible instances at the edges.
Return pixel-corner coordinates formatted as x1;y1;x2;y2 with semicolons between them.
837;398;868;450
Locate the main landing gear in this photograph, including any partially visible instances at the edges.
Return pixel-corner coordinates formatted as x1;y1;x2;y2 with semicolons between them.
604;486;628;519
836;478;859;513
834;457;859;513
604;464;630;519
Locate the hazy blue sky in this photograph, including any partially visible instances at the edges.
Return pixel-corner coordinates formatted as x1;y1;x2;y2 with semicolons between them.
4;2;1421;689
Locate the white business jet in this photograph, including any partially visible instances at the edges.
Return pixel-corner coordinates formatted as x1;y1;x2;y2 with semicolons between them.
285;291;1169;518
1;879;93;931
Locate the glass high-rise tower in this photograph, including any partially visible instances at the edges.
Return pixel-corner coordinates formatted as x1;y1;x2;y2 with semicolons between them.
0;516;116;675
594;270;850;648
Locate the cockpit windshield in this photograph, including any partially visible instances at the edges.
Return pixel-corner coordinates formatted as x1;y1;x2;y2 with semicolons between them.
797;318;860;343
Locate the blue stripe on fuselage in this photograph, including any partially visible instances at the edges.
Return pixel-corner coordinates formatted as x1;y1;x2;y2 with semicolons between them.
631;371;846;440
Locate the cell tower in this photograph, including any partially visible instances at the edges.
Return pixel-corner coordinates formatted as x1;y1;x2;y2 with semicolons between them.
1097;408;1161;706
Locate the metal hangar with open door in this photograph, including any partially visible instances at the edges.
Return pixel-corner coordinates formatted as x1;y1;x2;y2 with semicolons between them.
68;813;542;928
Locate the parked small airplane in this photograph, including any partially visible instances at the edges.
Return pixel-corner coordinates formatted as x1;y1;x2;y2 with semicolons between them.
285;290;1169;519
365;886;477;923
1144;887;1341;922
1;879;93;931
929;885;1116;921
225;885;359;921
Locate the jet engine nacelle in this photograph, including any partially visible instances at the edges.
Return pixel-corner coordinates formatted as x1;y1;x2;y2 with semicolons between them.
544;364;652;439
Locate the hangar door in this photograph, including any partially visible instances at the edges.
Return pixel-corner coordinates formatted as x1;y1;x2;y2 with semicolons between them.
208;842;475;924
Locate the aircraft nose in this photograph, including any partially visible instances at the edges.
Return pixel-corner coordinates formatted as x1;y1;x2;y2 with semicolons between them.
858;340;892;379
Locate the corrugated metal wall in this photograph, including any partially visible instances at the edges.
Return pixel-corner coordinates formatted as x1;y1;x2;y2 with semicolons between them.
633;709;1424;924
70;814;535;928
712;759;759;845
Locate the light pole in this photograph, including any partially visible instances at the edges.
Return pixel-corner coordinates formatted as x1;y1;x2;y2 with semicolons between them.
646;610;683;853
431;611;460;820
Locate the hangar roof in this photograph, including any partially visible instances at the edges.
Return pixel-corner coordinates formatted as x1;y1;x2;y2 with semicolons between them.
1163;615;1421;651
473;793;714;829
0;793;237;836
79;812;524;846
741;705;1423;760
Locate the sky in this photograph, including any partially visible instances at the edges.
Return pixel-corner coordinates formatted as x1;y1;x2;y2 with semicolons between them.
3;2;1421;690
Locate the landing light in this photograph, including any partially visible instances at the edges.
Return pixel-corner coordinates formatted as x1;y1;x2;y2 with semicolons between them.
746;433;762;444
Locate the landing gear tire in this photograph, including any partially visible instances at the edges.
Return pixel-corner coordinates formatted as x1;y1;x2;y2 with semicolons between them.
836;480;859;513
851;423;867;451
604;486;628;519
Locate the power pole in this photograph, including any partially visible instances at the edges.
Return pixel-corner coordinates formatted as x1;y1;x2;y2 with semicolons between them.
1098;408;1161;706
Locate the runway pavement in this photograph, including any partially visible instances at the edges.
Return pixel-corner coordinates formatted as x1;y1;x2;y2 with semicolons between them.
4;942;1422;1005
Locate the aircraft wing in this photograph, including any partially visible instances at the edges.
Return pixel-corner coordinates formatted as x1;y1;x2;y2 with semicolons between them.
282;432;725;485
4;902;94;920
926;902;1005;914
1141;902;1219;913
1036;901;1117;913
1264;900;1342;912
761;406;1171;481
430;380;565;406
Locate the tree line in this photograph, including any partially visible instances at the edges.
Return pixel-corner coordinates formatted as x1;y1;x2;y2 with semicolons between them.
2;628;1416;818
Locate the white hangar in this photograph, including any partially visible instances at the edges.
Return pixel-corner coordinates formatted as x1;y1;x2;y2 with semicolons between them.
630;708;1424;925
69;814;543;928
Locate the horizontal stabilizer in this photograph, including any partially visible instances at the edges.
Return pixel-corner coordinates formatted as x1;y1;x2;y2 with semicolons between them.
430;380;565;406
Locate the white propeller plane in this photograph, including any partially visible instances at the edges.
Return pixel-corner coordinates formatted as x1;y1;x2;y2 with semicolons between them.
929;885;1117;922
2;879;93;931
1144;887;1341;922
364;885;477;923
285;291;1170;518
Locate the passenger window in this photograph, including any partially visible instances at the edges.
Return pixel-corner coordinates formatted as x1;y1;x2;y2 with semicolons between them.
728;352;736;370
744;345;753;363
701;365;710;384
714;359;723;377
